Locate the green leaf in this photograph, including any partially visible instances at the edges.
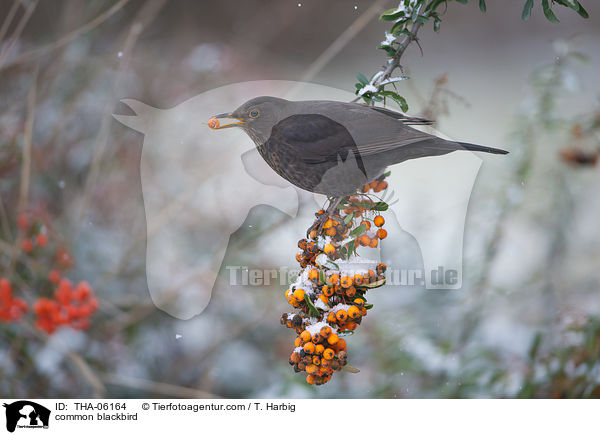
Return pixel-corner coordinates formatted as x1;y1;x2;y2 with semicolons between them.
343;212;354;225
433;16;441;32
455;0;468;4
522;0;534;20
355;73;369;85
362;277;386;289
528;332;542;361
349;223;367;238
384;171;391;177
379;90;408;112
390;20;407;35
364;303;374;310
342;365;360;373
373;202;389;211
542;0;560;22
573;0;589;18
380;8;405;21
320;270;333;286
479;0;486;12
304;294;320;317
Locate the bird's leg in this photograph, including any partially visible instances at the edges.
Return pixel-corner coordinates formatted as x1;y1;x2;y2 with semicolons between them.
306;196;344;238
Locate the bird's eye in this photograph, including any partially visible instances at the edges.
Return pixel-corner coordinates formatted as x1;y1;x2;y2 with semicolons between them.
249;109;259;118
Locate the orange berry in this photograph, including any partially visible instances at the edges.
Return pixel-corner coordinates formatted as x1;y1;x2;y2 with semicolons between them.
353;298;365;307
290;352;301;363
295;252;302;262
327;312;337;323
377;228;388;239
324;243;335;256
311;333;323;344
327;333;339;345
36;232;48;247
348;306;361;319
318;294;329;305
21;238;33;253
308;268;319;280
300;330;311;343
303;342;315;354
322;285;334;297
325;227;336;236
340;276;352;288
373;181;388;192
48;269;61;284
359;234;370;246
323;219;334;229
312;355;321;365
345;321;358;331
295;337;302;347
17;214;28;230
293;288;305;302
374;215;385;227
323;348;335;360
335;310;348;323
353;274;363;285
369;238;379;248
306;364;318;374
334;338;347;352
360;220;371;230
315;344;325;355
306;374;316;384
320;325;332;338
329;274;339;285
345;286;356;298
208;117;220;129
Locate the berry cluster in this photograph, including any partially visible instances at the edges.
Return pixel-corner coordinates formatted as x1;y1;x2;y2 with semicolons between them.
282;180;389;385
0;278;28;322
1;213;97;334
34;279;98;334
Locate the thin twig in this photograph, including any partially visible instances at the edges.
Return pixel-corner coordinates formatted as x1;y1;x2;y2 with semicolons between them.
0;0;20;45
67;352;107;398
0;0;38;69
0;194;12;242
298;0;390;84
6;65;37;276
75;0;166;234
351;20;424;103
102;374;221;399
0;0;130;70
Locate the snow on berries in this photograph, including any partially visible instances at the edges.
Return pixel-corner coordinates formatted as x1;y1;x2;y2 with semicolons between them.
281;178;389;385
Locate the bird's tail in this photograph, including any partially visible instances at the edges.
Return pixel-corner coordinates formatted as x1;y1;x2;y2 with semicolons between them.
457;142;509;155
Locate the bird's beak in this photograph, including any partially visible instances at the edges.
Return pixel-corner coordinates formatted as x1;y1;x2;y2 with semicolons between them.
208;113;246;129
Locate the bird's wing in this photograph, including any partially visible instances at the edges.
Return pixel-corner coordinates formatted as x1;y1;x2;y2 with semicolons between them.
311;102;460;158
270;114;363;166
364;105;434;126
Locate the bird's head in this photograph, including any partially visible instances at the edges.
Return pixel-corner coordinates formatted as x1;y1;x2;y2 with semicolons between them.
209;96;289;144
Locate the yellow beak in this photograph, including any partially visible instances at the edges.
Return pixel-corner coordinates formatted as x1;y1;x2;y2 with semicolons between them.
208;113;246;129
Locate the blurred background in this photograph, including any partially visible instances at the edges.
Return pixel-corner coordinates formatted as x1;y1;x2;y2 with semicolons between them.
1;0;600;398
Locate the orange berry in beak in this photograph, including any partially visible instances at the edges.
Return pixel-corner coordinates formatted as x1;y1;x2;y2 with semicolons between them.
208;117;220;129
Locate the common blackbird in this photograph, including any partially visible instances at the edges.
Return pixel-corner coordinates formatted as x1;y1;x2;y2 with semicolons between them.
210;96;507;197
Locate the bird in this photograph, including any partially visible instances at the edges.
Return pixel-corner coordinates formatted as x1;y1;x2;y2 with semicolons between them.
209;96;508;197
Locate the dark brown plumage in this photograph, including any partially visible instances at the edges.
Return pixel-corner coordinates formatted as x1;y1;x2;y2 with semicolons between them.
210;96;508;196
